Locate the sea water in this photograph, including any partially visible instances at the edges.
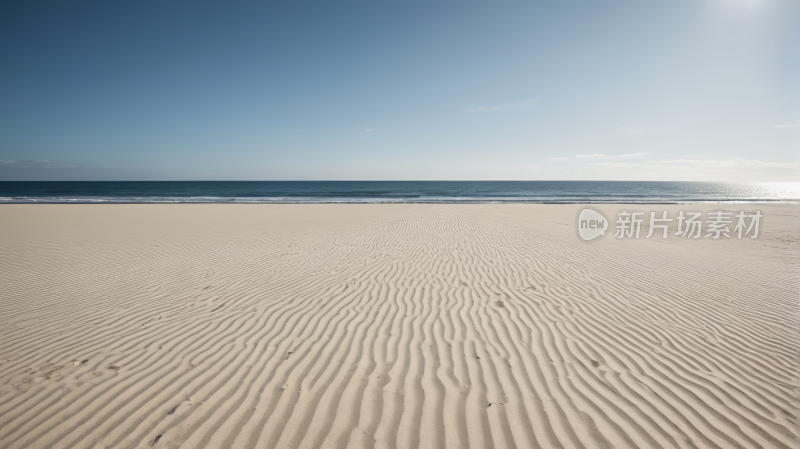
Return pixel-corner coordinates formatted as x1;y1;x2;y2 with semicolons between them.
0;181;797;204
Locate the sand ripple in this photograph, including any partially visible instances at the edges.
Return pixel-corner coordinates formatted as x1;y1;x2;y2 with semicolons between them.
0;204;798;448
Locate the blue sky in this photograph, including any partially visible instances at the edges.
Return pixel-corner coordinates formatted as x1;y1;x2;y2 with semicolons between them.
0;0;797;181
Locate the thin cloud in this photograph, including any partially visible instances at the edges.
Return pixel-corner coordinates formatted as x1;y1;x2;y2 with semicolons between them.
590;162;647;169
772;123;800;128
590;158;800;170
581;158;800;181
1;159;79;168
576;153;650;159
656;158;800;169
548;157;567;160
463;99;537;113
0;159;177;181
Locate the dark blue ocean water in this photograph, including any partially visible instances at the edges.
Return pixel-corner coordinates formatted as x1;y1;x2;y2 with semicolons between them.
0;181;798;204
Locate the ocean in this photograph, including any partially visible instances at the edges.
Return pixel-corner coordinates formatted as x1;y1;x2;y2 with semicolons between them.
0;181;798;204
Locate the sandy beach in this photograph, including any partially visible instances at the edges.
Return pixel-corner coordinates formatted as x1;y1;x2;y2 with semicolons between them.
0;203;798;449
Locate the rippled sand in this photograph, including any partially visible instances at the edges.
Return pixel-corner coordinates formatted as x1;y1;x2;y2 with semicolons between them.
0;204;798;449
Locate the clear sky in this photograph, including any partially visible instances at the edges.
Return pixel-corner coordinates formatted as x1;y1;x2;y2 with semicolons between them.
0;0;797;181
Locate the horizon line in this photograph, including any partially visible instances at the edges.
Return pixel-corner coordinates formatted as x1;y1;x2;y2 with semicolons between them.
0;180;793;183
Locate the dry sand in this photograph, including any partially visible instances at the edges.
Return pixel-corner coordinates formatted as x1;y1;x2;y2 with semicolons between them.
0;204;798;449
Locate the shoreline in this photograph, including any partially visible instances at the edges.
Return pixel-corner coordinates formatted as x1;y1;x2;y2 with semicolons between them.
1;199;799;204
